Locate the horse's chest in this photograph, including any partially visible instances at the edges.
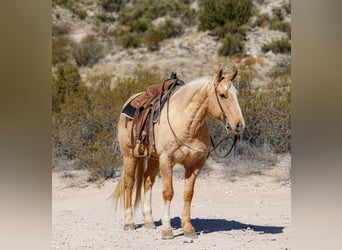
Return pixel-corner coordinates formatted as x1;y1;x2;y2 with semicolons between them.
172;146;207;164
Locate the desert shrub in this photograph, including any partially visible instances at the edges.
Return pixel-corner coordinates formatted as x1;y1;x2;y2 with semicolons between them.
157;18;184;38
271;21;291;34
95;12;116;23
100;0;127;12
119;0;191;25
238;64;291;153
271;7;284;21
282;2;291;15
130;17;152;34
218;33;244;56
254;13;270;28
114;0;190;49
72;35;105;67
144;18;184;50
198;0;254;55
52;24;70;36
78;9;88;20
52;67;165;180
52;73;120;179
52;36;73;65
52;63;82;112
119;32;142;48
262;37;291;54
144;26;164;51
268;6;291;37
198;0;254;33
181;7;197;27
53;0;75;9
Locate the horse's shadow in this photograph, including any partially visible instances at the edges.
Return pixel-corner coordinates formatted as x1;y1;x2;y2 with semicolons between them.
145;217;284;236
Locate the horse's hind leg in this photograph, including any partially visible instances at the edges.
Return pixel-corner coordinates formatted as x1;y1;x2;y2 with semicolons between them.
182;158;206;238
123;155;137;230
142;158;159;229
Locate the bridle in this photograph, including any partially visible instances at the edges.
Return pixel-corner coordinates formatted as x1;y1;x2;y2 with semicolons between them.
166;78;238;158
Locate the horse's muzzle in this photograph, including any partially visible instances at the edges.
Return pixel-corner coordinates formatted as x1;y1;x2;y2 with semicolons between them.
226;121;244;135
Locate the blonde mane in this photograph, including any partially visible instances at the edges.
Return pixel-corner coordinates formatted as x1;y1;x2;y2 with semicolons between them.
173;76;212;107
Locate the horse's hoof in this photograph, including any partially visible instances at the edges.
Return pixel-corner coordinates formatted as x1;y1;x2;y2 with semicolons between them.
123;224;135;230
144;222;156;229
184;231;198;239
162;230;174;240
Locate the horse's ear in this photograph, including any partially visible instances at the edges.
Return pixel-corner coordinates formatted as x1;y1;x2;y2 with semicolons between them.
215;68;224;82
228;69;238;81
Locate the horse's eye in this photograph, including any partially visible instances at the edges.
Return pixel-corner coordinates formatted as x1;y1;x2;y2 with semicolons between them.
219;93;227;99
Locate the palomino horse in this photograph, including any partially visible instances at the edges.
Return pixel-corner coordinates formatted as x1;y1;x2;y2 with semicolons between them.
113;68;245;239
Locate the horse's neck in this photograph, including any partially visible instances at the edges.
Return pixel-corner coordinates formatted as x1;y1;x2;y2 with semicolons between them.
173;80;210;135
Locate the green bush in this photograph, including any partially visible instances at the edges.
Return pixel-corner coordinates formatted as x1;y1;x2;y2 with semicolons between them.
78;9;88;20
271;21;291;34
52;63;82;112
119;0;191;25
271;7;284;21
198;0;254;33
130;17;152;34
218;33;244;56
282;2;291;15
95;12;116;23
52;36;72;65
144;18;184;51
100;0;126;12
144;26;164;51
119;32;142;48
254;13;270;28
198;0;254;56
53;0;75;10
72;35;105;67
262;37;291;54
269;5;291;37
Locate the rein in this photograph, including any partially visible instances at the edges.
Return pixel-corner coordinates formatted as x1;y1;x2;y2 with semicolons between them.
166;82;237;158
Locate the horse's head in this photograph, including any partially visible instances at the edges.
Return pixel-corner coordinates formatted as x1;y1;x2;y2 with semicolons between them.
208;68;245;135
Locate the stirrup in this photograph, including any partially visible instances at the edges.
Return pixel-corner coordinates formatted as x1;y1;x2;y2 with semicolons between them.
133;140;148;158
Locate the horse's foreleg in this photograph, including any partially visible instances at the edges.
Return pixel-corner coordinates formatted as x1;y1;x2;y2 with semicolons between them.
123;156;136;230
142;158;159;229
159;157;174;239
182;159;206;238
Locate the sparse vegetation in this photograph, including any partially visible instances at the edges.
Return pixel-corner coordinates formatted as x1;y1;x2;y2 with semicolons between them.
108;0;193;49
72;35;105;67
52;0;291;179
262;37;291;54
52;67;163;180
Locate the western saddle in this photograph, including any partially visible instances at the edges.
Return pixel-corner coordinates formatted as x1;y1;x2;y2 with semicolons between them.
127;72;185;158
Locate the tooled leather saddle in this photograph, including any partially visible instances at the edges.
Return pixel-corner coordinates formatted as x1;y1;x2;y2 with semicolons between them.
121;72;185;158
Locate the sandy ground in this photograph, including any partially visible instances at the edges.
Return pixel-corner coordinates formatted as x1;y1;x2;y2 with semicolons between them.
52;156;290;250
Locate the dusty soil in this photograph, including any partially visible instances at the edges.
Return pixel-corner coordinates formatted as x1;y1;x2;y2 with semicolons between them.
52;156;290;250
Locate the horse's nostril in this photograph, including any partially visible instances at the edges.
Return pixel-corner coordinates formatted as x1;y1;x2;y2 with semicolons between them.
236;122;242;132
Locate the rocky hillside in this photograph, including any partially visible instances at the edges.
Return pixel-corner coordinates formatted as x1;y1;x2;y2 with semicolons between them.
52;0;291;86
52;0;291;179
